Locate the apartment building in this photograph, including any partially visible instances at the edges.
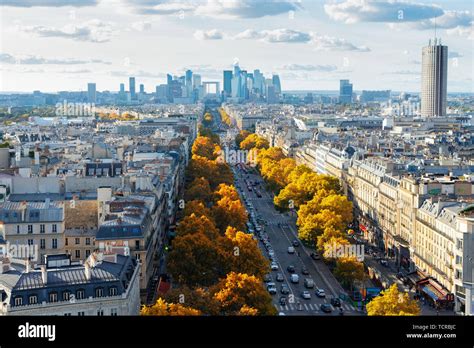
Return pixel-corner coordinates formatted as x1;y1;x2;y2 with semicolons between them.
0;252;140;316
0;200;65;263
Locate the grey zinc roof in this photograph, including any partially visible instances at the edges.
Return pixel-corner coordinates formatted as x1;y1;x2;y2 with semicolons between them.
13;259;125;291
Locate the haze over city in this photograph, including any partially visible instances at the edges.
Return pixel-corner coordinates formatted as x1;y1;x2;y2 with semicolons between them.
1;0;473;93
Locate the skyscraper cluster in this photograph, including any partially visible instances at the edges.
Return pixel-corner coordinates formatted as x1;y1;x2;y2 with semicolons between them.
224;64;282;103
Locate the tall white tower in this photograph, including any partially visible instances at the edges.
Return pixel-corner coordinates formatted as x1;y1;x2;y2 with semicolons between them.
421;38;448;117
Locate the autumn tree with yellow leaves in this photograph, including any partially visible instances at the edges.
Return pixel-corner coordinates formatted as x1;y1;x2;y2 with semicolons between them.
366;284;420;316
141;298;201;316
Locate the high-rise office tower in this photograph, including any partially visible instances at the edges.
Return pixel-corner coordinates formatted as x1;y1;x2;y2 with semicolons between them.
193;74;201;89
223;70;233;96
139;84;145;94
241;70;248;100
129;77;136;100
231;72;241;98
185;70;193;86
253;69;264;94
421;38;448;117
167;74;173;85
272;75;281;95
120;83;125;93
339;79;353;104
87;83;96;103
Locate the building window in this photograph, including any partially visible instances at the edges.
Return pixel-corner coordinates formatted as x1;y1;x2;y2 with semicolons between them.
52;239;58;249
85;238;91;246
40;224;45;233
95;288;104;298
75;250;80;259
109;287;118;296
52;224;57;233
76;289;85;300
135;240;140;250
29;295;37;305
75;238;80;245
28;239;33;246
64;313;71;316
97;309;104;316
28;225;33;234
16;225;20;234
65;238;68;246
62;291;71;301
40;239;45;250
14;297;23;306
49;292;58;303
110;308;118;316
78;311;85;316
85;250;91;258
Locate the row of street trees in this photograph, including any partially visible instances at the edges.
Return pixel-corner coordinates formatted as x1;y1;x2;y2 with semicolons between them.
237;131;419;315
142;125;276;316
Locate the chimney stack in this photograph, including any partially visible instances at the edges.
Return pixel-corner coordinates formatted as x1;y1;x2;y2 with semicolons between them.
84;261;91;281
41;265;47;284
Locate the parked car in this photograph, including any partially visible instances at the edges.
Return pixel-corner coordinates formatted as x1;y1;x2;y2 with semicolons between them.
276;273;284;282
315;288;326;298
279;297;287;306
287;265;295;273
292;240;300;247
270;262;279;271
287;246;295;254
263;274;272;283
290;274;299;284
280;285;290;294
320;304;332;313
301;267;309;275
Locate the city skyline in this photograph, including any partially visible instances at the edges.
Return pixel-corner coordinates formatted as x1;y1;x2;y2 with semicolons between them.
0;0;473;93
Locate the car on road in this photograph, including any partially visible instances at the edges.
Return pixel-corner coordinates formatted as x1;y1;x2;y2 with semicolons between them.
330;298;342;307
280;285;290;294
320;304;332;313
268;250;275;258
267;283;277;295
270;262;279;271
276;273;284;282
304;278;314;289
310;252;321;260
290;274;299;284
315;288;326;298
279;297;287;306
301;267;309;275
380;259;389;267
287;246;295;254
287;265;295;273
264;274;272;283
292;240;300;247
301;291;311;300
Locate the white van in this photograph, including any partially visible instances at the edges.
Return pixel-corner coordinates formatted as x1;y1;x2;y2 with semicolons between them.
290;274;299;284
304;278;314;288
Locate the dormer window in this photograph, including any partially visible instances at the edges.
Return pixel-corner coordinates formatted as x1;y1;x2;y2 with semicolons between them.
109;287;118;296
62;291;71;301
95;287;104;298
49;292;58;303
14;296;23;306
29;295;37;305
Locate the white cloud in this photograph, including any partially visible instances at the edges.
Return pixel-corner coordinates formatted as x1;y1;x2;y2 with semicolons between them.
280;64;338;72
311;34;370;52
194;29;224;40
234;28;311;43
324;0;443;24
16;19;115;43
1;0;97;7
195;0;301;19
130;21;152;32
0;53;111;65
118;0;301;18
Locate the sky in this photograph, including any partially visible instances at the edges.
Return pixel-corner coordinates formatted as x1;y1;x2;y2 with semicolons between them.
0;0;473;93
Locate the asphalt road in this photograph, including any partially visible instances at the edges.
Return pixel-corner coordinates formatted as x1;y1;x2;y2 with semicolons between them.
232;162;365;316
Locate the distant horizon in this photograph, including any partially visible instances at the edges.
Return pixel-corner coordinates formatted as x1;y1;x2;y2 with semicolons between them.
1;0;472;93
